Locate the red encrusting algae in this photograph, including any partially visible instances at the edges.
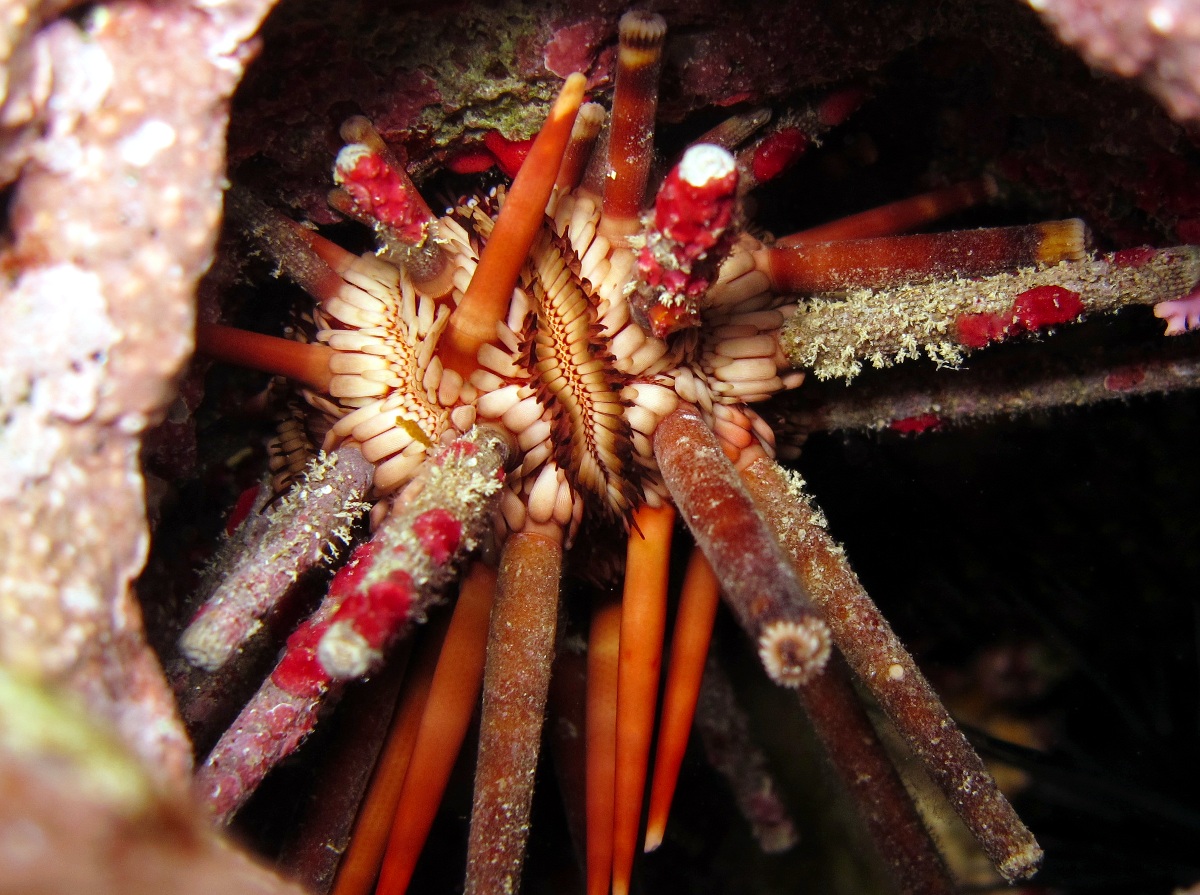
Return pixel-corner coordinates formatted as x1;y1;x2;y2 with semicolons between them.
956;285;1085;348
194;427;510;822
483;130;535;178
632;143;740;337
749;127;809;184
890;412;944;434
334;147;434;244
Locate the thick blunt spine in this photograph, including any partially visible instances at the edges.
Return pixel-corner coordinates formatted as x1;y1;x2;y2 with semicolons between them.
758;220;1087;293
653;405;831;688
602;11;667;235
463;530;562;895
742;457;1043;881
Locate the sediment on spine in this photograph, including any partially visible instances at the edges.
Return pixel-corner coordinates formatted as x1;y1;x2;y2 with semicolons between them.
780;245;1200;380
653;404;830;687
742;457;1043;881
193;427;509;822
316;427;510;680
180;446;373;672
795;652;959;895
773;330;1200;444
225;187;350;300
464;530;562;895
653;406;954;893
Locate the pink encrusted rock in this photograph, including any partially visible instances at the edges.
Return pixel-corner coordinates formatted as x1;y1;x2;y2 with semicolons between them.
543;15;611;79
1031;0;1200;122
0;672;306;895
1154;286;1200;334
0;0;275;790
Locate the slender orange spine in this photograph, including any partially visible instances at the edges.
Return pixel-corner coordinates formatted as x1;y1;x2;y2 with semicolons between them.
289;223;364;279
602;12;667;236
440;74;587;377
643;547;721;852
610;503;675;895
329;616;449;895
196;323;334;392
778;176;998;246
585;594;622;895
375;563;496;895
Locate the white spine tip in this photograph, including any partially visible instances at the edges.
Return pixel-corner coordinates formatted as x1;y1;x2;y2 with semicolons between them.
333;143;373;183
179;618;235;672
318;620;377;680
679;144;737;188
644;825;665;852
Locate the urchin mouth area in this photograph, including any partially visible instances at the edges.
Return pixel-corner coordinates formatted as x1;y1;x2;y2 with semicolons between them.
523;226;641;522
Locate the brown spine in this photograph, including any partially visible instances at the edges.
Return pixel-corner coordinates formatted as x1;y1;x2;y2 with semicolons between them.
762;220;1087;292
603;12;667;230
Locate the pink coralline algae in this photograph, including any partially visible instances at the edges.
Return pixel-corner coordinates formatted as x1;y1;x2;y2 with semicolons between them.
1154;287;1200;334
890;412;944;434
1031;0;1200;121
750;128;810;184
544;16;612;79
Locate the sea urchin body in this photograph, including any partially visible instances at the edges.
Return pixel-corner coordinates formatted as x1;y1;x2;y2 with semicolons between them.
173;7;1200;895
